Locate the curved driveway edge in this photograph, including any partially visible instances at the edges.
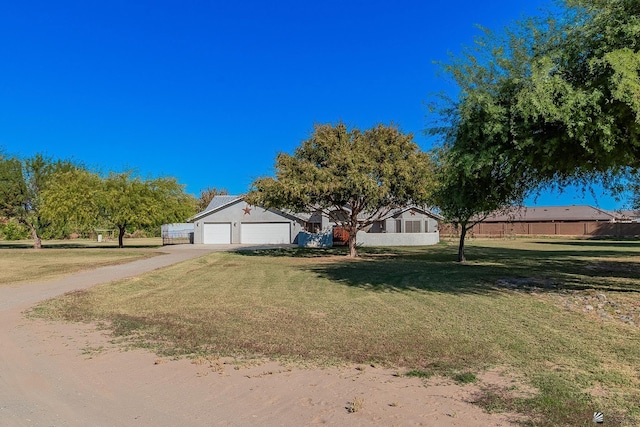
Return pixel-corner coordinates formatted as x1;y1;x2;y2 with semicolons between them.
0;245;228;312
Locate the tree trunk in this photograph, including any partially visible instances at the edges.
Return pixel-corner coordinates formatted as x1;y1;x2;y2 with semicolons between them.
347;212;359;258
30;225;42;250
22;219;42;249
118;225;126;248
457;224;467;262
348;232;358;258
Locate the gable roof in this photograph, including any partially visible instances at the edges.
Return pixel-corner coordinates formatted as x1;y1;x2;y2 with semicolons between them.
188;195;244;222
204;195;243;212
389;205;444;221
189;195;309;223
484;205;617;223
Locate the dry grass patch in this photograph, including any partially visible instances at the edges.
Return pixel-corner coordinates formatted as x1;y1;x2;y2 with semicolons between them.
0;246;160;286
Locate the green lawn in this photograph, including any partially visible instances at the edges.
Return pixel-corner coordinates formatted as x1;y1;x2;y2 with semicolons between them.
31;238;640;426
0;238;162;286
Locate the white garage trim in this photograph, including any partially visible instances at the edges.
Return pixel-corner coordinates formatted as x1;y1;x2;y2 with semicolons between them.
241;223;290;244
203;223;231;244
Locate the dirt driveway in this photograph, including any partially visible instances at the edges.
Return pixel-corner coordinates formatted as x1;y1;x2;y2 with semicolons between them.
0;245;519;426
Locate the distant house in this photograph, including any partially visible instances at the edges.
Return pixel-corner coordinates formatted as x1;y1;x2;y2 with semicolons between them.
614;210;640;222
189;195;442;246
442;205;640;237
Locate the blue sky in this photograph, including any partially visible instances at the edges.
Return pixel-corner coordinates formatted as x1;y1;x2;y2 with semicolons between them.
0;0;627;209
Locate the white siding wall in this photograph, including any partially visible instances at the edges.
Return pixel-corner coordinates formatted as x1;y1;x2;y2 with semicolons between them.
193;199;303;244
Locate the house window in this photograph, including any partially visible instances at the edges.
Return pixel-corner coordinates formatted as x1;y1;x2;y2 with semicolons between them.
305;222;321;233
405;220;421;233
395;219;402;233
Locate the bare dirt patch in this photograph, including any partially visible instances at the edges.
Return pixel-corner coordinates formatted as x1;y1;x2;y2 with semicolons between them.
4;314;524;426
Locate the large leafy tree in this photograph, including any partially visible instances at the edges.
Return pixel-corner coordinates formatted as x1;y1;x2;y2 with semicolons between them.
247;122;435;257
432;0;640;212
507;0;640;182
39;168;103;237
42;171;196;248
100;172;158;247
0;153;77;249
429;30;534;261
430;0;639;260
142;175;197;235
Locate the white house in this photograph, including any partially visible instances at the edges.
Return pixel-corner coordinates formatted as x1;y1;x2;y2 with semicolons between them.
189;195;441;246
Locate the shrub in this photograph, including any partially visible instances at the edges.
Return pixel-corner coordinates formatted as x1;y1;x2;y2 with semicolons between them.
0;218;29;240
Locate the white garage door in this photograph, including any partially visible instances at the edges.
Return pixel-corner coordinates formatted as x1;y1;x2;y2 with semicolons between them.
203;223;231;244
241;223;290;244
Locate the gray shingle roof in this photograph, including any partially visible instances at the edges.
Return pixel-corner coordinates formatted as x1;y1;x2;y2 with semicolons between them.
188;195;243;222
204;195;243;212
190;195;310;222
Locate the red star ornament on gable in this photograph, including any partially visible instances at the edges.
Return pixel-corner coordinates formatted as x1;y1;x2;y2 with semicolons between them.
242;206;252;215
410;210;416;216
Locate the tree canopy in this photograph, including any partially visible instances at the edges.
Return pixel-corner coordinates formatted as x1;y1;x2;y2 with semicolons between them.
429;146;527;262
0;153;77;248
429;0;639;260
433;0;639;192
42;170;195;247
247;122;435;257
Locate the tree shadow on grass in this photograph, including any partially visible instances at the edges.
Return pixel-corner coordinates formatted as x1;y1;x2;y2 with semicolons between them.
235;244;640;294
534;239;640;248
236;246;352;258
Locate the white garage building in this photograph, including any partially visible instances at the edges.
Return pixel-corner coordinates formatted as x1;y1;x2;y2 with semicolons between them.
190;195;306;245
190;195;442;246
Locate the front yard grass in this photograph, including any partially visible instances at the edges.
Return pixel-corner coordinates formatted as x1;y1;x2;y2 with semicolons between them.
31;238;640;426
0;238;161;286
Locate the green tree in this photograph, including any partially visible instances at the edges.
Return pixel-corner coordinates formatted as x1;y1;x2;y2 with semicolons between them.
147;176;197;228
40;169;104;238
0;153;76;249
429;0;639;261
506;0;640;183
430;147;527;262
434;0;639;187
42;170;196;248
247;122;435;257
196;186;228;212
101;173;197;247
428;32;534;261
